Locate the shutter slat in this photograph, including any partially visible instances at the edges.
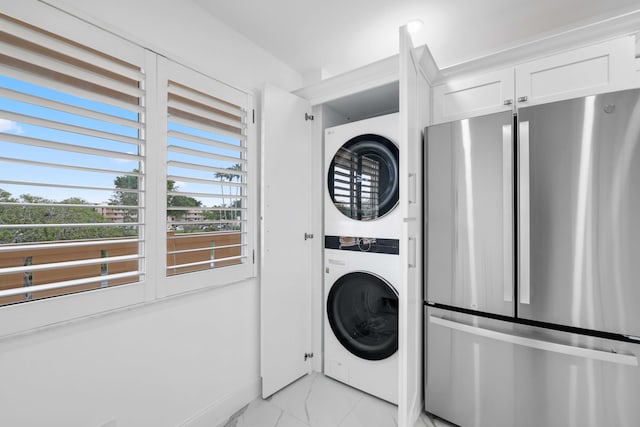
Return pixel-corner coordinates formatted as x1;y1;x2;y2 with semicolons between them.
0;271;142;299
166;255;245;271
0;201;140;210
0;254;140;275
0;132;142;160
0;222;142;229
167;130;246;153
167;220;246;227
0;156;140;177
166;174;245;188
0;87;142;128
0;178;141;193
167;242;243;256
169;115;245;141
167;190;246;200
167;144;245;165
164;206;242;212
0;109;142;146
0;64;143;112
0;238;142;253
167;160;247;177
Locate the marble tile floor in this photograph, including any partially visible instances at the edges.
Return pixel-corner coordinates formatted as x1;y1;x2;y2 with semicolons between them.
219;372;455;427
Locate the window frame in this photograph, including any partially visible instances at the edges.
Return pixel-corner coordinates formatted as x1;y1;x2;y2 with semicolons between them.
0;1;257;337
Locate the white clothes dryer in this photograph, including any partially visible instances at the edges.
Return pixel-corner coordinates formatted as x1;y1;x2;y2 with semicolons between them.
323;241;400;405
325;113;400;239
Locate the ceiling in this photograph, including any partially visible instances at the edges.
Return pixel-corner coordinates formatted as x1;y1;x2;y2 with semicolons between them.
194;0;640;81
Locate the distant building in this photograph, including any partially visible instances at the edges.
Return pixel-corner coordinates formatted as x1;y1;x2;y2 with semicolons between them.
167;209;205;226
95;207;138;223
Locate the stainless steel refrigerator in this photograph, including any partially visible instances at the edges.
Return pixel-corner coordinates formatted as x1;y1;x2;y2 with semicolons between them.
424;88;640;427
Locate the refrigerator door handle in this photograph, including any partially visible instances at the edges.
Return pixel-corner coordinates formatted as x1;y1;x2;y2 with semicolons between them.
503;124;514;302
518;120;531;305
429;315;639;366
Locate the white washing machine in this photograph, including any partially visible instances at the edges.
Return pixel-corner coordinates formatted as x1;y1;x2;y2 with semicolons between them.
323;244;400;404
325;113;400;239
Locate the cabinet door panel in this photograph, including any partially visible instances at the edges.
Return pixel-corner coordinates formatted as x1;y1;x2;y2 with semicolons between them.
515;36;636;106
260;85;312;398
398;25;429;427
432;68;514;124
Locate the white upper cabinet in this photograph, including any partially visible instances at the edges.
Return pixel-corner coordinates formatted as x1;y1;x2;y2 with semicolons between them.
432;68;514;124
515;36;636;107
432;36;637;124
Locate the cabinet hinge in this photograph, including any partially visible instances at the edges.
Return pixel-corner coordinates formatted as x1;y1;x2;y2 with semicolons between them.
304;233;314;240
304;352;314;361
305;112;314;121
252;109;255;124
252;249;255;264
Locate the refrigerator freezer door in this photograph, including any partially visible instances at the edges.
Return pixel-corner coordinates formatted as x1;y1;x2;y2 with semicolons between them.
425;111;514;316
425;307;516;427
425;307;640;427
517;88;640;337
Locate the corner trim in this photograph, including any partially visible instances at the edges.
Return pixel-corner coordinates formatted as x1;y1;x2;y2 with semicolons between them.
434;9;640;83
293;55;399;105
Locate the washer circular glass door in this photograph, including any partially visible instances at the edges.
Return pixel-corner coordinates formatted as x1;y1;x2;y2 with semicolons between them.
328;134;399;221
327;271;398;360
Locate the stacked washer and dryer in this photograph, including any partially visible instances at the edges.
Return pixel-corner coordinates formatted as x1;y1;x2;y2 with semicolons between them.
323;113;401;405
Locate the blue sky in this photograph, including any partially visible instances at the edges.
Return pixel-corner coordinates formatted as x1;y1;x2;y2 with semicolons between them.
0;75;243;207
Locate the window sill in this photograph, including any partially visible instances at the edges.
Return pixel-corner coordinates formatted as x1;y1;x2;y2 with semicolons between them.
0;282;145;339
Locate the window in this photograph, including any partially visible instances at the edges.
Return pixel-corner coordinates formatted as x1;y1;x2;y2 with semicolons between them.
162;59;252;288
0;6;255;332
0;13;146;306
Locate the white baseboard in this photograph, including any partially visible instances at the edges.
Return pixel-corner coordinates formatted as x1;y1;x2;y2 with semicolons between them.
179;379;261;427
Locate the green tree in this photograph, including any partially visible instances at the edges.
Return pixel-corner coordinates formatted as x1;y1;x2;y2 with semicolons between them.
166;180;202;220
0;190;130;244
109;171;202;222
214;163;242;223
109;170;140;222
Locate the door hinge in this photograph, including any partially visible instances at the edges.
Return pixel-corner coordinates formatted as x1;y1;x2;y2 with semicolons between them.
305;112;314;121
304;352;314;361
304;233;314;240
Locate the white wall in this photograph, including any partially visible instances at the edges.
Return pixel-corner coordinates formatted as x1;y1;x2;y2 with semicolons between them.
0;281;259;427
42;0;303;93
0;1;305;426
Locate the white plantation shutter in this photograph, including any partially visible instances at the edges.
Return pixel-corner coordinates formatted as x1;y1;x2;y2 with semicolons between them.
0;13;146;305
163;60;251;279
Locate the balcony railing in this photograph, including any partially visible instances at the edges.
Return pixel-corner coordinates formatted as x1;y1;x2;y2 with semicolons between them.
0;232;241;306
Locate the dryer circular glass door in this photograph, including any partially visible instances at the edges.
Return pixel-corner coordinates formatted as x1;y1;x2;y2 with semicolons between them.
327;271;398;360
328;134;399;221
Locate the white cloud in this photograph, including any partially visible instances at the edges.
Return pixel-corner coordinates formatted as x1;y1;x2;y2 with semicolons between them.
0;119;22;134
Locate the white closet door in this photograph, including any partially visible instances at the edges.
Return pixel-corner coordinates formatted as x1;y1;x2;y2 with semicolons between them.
398;26;430;427
260;84;313;398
